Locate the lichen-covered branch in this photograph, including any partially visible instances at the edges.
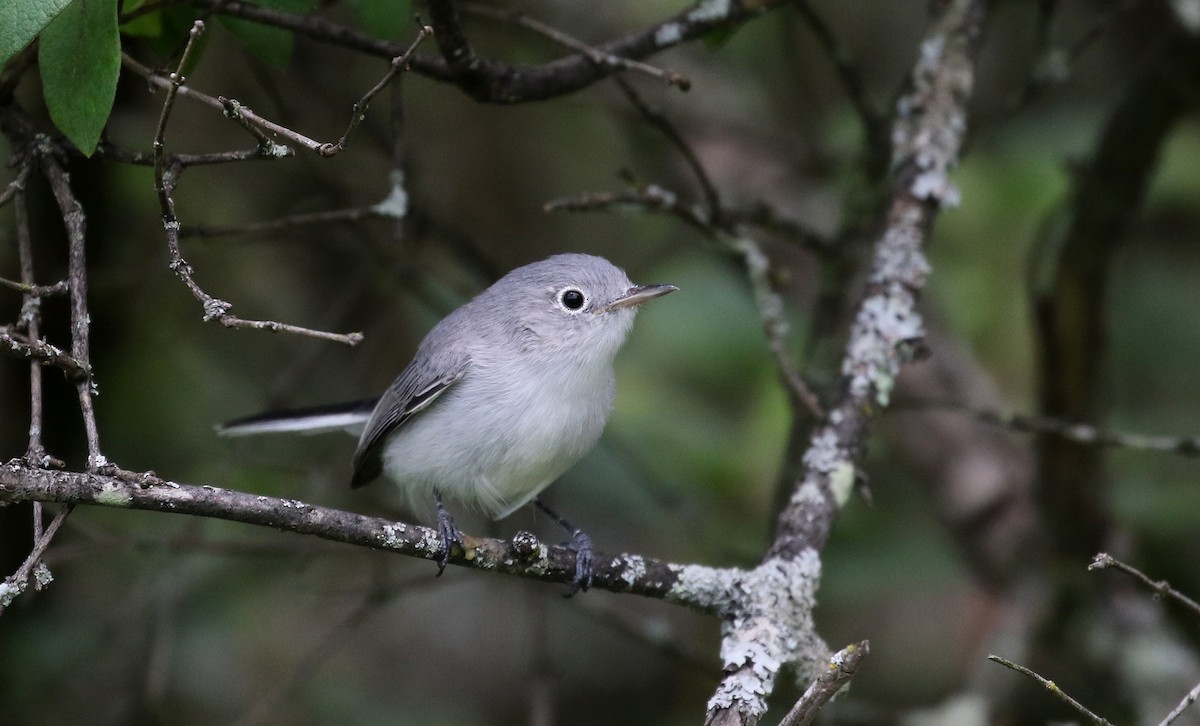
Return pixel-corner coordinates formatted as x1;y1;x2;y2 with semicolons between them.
0;459;743;612
703;2;986;723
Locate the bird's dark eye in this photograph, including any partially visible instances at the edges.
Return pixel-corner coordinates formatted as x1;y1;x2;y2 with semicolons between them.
560;289;585;310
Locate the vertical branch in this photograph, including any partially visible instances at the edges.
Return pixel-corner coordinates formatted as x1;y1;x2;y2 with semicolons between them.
12;171;46;462
38;157;102;467
703;1;987;723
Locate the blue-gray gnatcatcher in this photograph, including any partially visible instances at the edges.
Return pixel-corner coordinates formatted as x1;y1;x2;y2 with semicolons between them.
220;254;677;592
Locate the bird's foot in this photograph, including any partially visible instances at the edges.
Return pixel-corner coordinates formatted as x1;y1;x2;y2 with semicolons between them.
564;529;594;597
434;492;464;575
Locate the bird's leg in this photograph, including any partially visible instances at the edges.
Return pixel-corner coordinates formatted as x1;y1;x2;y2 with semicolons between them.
534;498;594;596
433;489;464;575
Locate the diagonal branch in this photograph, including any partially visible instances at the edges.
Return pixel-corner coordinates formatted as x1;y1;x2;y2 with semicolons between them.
704;1;986;723
146;22;363;347
185;0;791;103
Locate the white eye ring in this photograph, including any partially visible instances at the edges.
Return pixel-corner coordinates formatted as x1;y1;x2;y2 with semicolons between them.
557;287;587;313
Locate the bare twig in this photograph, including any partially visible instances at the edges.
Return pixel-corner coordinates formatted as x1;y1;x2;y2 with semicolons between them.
463;3;690;90
548;186;824;418
0;165;32;208
0;326;93;381
96;141;292;166
13;180;48;461
37;144;103;466
179;204;397;239
1089;553;1200;618
0;505;73;617
793;2;888;163
1160;680;1200;726
183;0;791;103
895;399;1200;458
0;277;69;297
147;22;363;347
987;655;1113;725
778;641;869;726
614;78;719;222
318;22;434;157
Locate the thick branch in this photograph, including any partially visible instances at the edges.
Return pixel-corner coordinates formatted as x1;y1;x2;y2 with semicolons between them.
0;460;742;613
1031;22;1200;561
187;0;788;103
704;1;986;723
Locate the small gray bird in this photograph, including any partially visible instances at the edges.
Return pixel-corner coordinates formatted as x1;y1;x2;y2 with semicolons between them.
220;254;677;592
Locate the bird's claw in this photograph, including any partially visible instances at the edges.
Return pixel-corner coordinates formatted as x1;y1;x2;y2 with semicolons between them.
435;504;464;576
563;530;594;597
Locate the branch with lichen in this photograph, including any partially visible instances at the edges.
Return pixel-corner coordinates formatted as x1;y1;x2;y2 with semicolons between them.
0;458;745;611
703;1;986;723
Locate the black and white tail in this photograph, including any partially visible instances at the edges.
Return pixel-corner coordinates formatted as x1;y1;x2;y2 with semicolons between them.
217;398;379;437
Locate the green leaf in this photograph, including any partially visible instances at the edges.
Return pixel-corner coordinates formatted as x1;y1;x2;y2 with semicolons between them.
348;0;413;41
0;0;75;69
39;0;121;156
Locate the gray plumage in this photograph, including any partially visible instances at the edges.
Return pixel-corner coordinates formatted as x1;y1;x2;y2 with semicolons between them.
223;254;676;523
353;253;676;518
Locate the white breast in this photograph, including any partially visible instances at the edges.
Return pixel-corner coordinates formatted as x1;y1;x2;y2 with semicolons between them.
380;347;616;519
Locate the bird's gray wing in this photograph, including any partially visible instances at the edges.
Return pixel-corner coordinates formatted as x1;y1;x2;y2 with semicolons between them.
350;350;470;488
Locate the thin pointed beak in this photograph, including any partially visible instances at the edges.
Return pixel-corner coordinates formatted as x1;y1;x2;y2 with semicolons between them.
597;283;679;313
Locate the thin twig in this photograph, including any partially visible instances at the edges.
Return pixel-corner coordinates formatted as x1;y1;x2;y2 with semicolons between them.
319;22;434;156
180;205;397;239
0;505;73;617
614;77;719;222
462;3;690;90
147;22;363;347
127;22;431;158
0;166;32;208
0;277;69;297
1160;680;1200;726
128;46;320;154
37;141;103;466
183;0;791;103
1089;553;1200;618
0;327;92;381
96;141;292;166
547;187;825;418
897;399;1200;458
13;180;48;461
730;235;825;418
793;1;888;161
778;641;869;726
988;655;1113;724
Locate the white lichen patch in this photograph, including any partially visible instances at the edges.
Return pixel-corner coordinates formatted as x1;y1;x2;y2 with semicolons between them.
95;481;132;507
706;552;828;718
654;22;683;47
843;293;926;406
33;562;53;588
667;563;743;613
374;169;409;219
617;554;647;586
687;0;732;23
380;523;406;549
0;578;26;606
802;428;842;474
